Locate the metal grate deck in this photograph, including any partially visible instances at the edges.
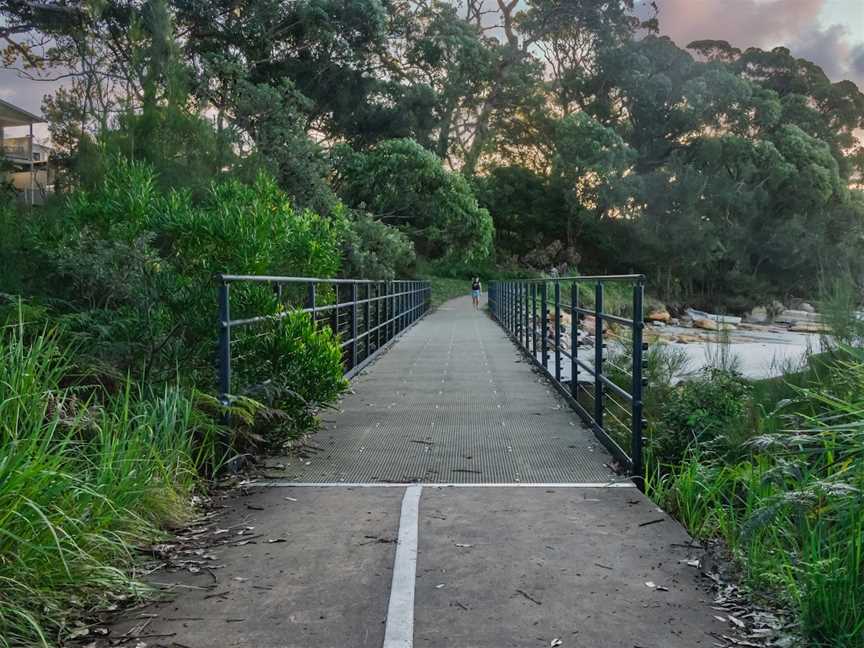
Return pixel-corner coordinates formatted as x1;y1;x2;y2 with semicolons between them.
281;296;618;483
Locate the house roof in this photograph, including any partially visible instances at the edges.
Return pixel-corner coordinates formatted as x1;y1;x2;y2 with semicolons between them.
0;98;43;128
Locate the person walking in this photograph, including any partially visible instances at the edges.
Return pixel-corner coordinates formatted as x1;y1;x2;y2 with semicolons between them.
471;277;482;310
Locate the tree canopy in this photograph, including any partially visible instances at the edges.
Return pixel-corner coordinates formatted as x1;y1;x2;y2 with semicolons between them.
2;0;863;306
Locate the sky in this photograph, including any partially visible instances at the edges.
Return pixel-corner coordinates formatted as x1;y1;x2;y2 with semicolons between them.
0;0;862;143
641;0;864;86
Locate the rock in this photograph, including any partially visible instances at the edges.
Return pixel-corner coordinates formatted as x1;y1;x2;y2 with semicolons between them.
669;317;680;326
647;308;671;323
674;334;705;344
581;315;609;332
651;321;666;328
776;309;823;324
800;302;816;313
789;322;830;333
745;306;769;323
686;308;742;325
694;318;736;332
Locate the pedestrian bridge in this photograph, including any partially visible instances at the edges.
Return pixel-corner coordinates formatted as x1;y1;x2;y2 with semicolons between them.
105;278;730;648
216;274;646;487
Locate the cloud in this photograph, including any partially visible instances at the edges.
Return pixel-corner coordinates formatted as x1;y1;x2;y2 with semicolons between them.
644;0;825;50
792;23;857;80
852;44;864;77
638;0;864;87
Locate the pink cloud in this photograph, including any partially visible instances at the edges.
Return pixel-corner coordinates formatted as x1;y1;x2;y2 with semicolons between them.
639;0;864;87
648;0;824;50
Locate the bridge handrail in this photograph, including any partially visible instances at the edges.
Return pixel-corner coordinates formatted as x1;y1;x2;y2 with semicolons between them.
488;276;646;488
218;273;423;285
216;275;432;417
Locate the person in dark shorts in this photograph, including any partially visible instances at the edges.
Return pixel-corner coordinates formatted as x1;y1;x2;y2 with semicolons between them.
471;277;481;310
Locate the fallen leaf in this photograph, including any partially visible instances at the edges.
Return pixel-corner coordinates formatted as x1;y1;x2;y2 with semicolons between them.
728;615;746;628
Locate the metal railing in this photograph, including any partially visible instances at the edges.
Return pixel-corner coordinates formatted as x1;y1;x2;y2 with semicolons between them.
488;275;647;487
216;274;431;409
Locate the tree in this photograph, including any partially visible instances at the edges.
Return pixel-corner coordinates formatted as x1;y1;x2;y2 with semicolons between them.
333;138;494;261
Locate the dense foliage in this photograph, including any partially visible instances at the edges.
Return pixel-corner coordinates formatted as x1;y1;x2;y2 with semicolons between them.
334;138;493;261
4;0;862;305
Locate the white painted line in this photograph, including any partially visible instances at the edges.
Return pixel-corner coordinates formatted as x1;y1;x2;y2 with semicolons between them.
252;481;637;488
383;484;422;648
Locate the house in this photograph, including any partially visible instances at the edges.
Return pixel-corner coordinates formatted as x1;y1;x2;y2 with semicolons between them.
0;98;52;204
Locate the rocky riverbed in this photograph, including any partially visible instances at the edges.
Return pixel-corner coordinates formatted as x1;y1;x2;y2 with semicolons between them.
646;322;822;380
535;304;832;383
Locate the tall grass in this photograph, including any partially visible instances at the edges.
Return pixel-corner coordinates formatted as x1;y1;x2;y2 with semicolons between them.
650;355;864;646
0;320;225;646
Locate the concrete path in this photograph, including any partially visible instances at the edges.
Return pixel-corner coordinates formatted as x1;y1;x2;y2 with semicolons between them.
102;296;728;648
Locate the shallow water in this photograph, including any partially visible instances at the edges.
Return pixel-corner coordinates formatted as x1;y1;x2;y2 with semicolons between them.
655;325;824;380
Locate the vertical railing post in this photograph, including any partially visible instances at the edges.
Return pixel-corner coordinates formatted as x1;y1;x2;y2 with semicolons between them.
508;281;511;327
306;281;316;324
383;282;389;342
398;282;403;332
364;282;371;360
401;282;406;331
387;281;396;342
511;282;516;333
554;280;562;382
377;282;383;351
570;282;578;398
351;282;359;370
594;282;604;432
395;282;401;333
523;282;529;350
503;282;508;329
631;279;645;489
331;283;340;338
516;283;521;344
541;282;549;370
531;283;537;356
507;281;514;334
217;281;232;419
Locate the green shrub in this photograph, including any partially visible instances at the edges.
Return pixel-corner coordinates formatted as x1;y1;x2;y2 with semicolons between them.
649;368;752;466
334;139;494;261
233;310;348;450
341;210;416;279
26;160;345;381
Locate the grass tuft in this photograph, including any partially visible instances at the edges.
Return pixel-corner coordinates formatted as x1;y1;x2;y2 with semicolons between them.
0;319;220;646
